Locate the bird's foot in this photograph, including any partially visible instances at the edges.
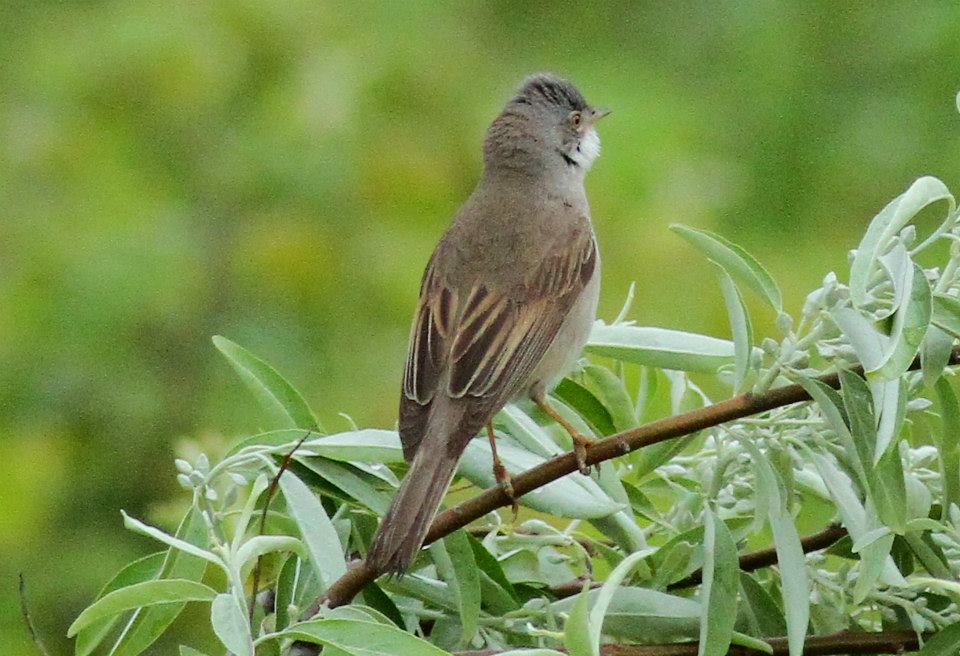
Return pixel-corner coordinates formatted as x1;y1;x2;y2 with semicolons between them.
571;431;594;476
493;459;519;520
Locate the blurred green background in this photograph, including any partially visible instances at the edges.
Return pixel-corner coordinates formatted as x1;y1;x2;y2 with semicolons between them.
2;1;959;652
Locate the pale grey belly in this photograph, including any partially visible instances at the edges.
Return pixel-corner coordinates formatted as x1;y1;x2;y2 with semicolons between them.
522;261;600;399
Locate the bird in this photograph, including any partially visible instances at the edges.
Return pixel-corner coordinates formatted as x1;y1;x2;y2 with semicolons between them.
366;73;609;576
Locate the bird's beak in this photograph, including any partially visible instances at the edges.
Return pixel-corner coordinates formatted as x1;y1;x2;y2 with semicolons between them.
589;107;612;123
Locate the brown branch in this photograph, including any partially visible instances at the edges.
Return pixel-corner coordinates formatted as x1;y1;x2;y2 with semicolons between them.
454;629;925;655
310;347;960;614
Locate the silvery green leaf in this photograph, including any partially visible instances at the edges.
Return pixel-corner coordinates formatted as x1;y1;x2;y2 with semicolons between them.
934;378;960;520
108;510;210;656
496;404;563;458
459;439;623;519
235;535;305;574
179;647;211;656
587;548;657;650
275;618;450;655
807;449;904;598
874;378;906;464
921;325;955;387
795;376;865;488
587;323;747;373
306;429;404;464
212;335;322;432
850;177;956;306
68;579;217;638
868;263;931;380
740;443;808;656
739;573;787;637
719;271;754;393
551;587;700;642
278;470;346;590
562;582;593;656
698;509;739;656
381;573;457;611
120;512;221;566
877;241;912;319
670;224;782;311
829;307;885;371
231;473;270;554
210;593;252;656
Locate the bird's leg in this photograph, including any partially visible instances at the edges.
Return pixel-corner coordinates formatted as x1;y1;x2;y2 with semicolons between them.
533;393;594;475
487;422;518;519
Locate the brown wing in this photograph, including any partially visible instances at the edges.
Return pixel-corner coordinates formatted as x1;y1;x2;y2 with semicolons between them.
399;229;597;461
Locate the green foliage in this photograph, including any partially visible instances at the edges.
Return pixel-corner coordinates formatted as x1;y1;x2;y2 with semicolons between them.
70;175;960;654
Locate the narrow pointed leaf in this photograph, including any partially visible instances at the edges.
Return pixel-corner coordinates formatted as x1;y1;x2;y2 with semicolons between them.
670;224;782;311
934;378;960;519
587;323;742;373
719;271;754;392
210;593;252;656
213;335;321;431
279;470;346;590
276;618;450;655
69;580;217;637
698;509;739;656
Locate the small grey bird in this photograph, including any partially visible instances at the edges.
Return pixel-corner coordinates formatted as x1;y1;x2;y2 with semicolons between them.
367;73;609;575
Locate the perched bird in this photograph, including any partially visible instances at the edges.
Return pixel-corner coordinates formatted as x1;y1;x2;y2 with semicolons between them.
367;73;609;575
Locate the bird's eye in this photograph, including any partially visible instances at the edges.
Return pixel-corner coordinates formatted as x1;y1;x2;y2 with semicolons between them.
570;111;582;128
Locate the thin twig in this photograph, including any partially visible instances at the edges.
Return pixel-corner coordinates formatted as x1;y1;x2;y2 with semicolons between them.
18;574;51;656
248;430;312;623
309;347;960;615
453;629;925;655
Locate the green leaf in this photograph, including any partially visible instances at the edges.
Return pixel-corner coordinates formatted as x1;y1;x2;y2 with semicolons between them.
108;509;210;656
69;580;217;637
274;554;299;632
551;586;700;641
931;293;960;338
850;177;956;306
919;621;960;656
587;323;742;373
438;530;481;646
868;263;931;380
670;224;782;311
210;593;252;656
739;573;787;637
307;429;405;464
587;548;657;651
922;325;955;387
213;335;321;431
719;271;754;392
582;364;637;432
459;438;623;519
278;470;347;591
554;378;616;436
934;378;960;519
562;582;594;656
74;552;164;656
235;535;305;574
830;307;885;371
276;618;450;655
179;648;211;656
698;508;739;656
296;457;393;514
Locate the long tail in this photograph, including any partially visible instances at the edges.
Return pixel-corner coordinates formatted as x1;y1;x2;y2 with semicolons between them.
366;439;463;575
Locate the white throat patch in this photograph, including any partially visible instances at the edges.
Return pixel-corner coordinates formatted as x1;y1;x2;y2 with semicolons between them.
571;127;601;170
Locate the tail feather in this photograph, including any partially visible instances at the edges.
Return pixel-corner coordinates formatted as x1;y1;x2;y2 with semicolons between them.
367;442;462;574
